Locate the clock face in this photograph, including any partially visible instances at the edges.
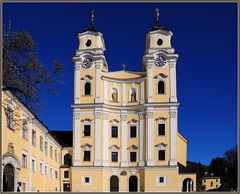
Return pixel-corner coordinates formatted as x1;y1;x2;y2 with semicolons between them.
82;58;93;69
155;56;166;67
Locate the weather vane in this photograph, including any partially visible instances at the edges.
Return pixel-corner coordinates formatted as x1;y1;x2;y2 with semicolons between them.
91;10;95;25
155;8;160;22
121;63;126;70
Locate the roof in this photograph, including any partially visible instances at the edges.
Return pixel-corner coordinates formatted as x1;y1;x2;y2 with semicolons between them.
150;21;170;32
49;130;73;147
202;174;221;179
178;162;196;174
102;70;146;80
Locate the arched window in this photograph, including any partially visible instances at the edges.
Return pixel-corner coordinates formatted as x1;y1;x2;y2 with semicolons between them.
158;80;165;94
64;154;72;166
84;82;91;95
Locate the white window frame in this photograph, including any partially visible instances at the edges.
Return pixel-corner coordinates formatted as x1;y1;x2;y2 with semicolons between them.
21;150;28;168
129;151;137;162
129;121;137;138
45;141;48;155
22;118;28;140
31;156;36;172
156;176;167;186
156;77;166;95
50;145;53;159
110;120;119;138
45;163;48;176
21;182;27;192
39;160;44;175
157;119;166;136
31;129;36;146
54;149;57;162
82;176;92;185
55;169;58;179
83;120;91;137
157;143;167;161
40;136;44;152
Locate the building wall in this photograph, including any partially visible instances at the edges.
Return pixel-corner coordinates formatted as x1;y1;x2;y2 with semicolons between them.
202;177;221;191
2;91;61;192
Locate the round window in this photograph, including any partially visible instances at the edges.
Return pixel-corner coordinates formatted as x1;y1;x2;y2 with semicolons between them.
86;39;92;47
157;39;163;46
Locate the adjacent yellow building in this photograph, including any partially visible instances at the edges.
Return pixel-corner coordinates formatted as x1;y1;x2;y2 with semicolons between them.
1;10;196;192
201;173;221;191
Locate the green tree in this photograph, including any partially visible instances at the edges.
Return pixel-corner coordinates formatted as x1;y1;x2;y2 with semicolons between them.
2;23;64;112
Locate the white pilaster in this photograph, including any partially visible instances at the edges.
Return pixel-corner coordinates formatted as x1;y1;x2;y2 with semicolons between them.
169;108;177;166
121;111;128;167
104;80;108;103
74;63;80;104
139;113;145;166
147;109;154;166
95;62;101;103
122;83;126;106
102;113;109;166
94;111;101;166
169;60;177;102
147;64;153;102
140;81;145;104
73;109;80;166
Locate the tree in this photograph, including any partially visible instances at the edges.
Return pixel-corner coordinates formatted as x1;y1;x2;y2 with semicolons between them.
2;23;64;112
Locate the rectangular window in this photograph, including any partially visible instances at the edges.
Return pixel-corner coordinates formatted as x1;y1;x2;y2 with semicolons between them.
40;136;44;152
22;183;26;192
22;154;27;168
156;176;166;185
111;126;118;138
158;124;165;136
55;149;57;162
22;119;28;140
64;171;69;178
55;170;58;179
85;177;90;183
45;165;48;176
130;126;137;138
130;152;137;162
158;150;165;161
31;158;36;172
7;107;14;130
111;152;118;162
45;141;48;155
32;129;36;146
83;151;91;161
83;125;91;136
216;179;218;182
211;181;213;187
159;177;164;183
40;162;43;175
50;168;53;178
50;145;53;159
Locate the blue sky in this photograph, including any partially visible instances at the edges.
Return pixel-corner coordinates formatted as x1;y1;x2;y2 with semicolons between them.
3;2;238;165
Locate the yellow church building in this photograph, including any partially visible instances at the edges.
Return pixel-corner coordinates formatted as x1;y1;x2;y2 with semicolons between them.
1;10;196;192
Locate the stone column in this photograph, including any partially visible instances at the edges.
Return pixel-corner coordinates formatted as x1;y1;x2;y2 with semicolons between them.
169;108;177;166
139;113;145;166
169;60;177;102
147;109;154;166
74;63;81;104
147;63;153;102
140;81;145;104
102;113;109;166
95;62;101;103
104;80;108;103
121;111;127;167
122;83;126;106
73;109;80;166
94;111;101;166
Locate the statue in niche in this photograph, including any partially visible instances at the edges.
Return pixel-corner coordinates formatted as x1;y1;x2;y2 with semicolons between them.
7;142;14;154
131;89;137;102
112;89;118;102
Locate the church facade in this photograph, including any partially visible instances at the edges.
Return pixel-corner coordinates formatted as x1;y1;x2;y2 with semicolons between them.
1;10;196;192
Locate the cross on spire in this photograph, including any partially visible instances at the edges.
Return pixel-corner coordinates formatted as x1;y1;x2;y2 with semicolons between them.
155;8;160;23
91;10;95;25
121;63;126;70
